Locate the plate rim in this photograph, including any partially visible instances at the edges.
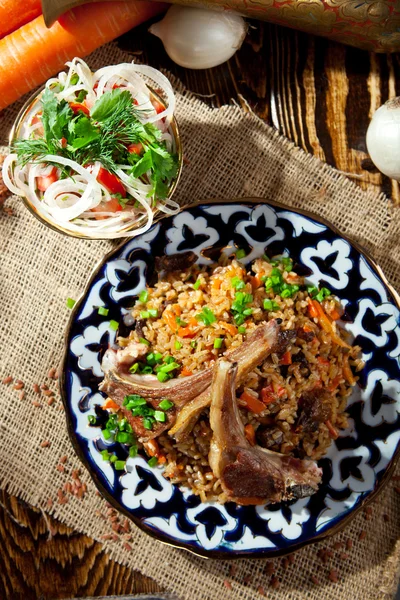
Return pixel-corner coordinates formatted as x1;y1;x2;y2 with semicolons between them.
59;196;400;559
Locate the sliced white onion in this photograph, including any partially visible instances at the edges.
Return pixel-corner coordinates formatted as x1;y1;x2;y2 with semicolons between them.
2;154;25;196
128;63;175;123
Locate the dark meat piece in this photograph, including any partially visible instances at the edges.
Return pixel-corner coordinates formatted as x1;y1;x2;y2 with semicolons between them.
256;426;284;449
134;318;146;339
272;329;296;356
297;327;315;343
155;251;197;272
209;359;322;505
296;389;332;434
292;350;309;370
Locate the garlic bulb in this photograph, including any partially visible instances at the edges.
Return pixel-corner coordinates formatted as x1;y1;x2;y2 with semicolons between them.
149;6;247;70
366;97;400;180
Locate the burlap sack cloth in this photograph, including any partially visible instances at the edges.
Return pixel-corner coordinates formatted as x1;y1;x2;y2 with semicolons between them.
0;42;399;600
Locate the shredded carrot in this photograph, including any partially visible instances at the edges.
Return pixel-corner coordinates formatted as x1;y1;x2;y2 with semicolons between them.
325;419;339;439
102;398;119;411
188;317;198;327
180;367;193;377
158;455;167;464
163;310;178;332
220;322;238;336
260;384;275;405
178;325;196;338
309;299;351;349
0;2;165;111
330;308;341;321
342;354;356;385
280;351;292;365
307;298;320;319
250;275;261;289
328;375;342;392
212;278;222;290
317;356;330;367
240;392;266;414
144;439;159;457
244;423;256;446
172;304;181;316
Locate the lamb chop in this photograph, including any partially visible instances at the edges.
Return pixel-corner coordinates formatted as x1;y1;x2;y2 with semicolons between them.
208;359;322;505
99;320;280;441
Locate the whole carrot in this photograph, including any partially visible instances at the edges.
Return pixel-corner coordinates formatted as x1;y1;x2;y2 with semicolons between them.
0;0;42;39
0;1;166;112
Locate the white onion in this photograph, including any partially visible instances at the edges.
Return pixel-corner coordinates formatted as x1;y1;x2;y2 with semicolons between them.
149;6;247;70
366;97;400;180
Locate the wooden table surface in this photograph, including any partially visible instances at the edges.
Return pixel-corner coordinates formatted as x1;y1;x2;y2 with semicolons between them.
1;16;398;600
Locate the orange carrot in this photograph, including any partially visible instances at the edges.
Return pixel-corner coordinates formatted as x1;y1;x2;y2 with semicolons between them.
103;398;119;411
244;423;256;446
0;0;42;40
219;322;238;337
144;439;159;457
163;310;178;332
180;367;193;377
328;374;342;392
172;304;181;316
212;278;222;290
309;299;351;349
325;420;339;439
342;354;356;385
178;325;195;338
329;308;341;321
280;351;292;365
250;275;261;289
0;1;166;111
240;391;266;414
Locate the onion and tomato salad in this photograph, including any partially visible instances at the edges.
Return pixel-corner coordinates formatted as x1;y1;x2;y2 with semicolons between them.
3;58;181;238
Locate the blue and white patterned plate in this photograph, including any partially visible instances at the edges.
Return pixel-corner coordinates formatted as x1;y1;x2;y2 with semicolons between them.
60;199;400;559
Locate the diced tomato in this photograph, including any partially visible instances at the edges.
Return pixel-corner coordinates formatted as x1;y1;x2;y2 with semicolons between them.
69;102;90;115
91;197;123;219
151;98;165;114
31;114;41;125
60;137;67;148
127;143;143;155
97;167;126;196
37;167;58;192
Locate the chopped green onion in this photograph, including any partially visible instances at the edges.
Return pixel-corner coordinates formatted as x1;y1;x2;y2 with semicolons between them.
148;456;158;468
125;395;147;407
143;417;154;430
98;306;109;316
140;311;150;319
87;415;96;425
102;428;112;440
101;449;111;461
66;297;76;309
109;320;119;331
139;290;149;303
281;257;293;272
146;353;156;365
174;340;183;350
154;352;163;361
129;362;140;373
159;362;180;373
214;338;223;349
195;306;217;326
238;325;246;334
163;355;175;364
141;365;153;374
263;299;280;311
110;455;117;463
281;289;292;298
193;278;201;290
148;309;158;318
243;308;253;316
139;337;150;346
129;445;138;458
157;372;169;383
154;410;166;422
116;431;131;443
190;341;197;349
114;460;126;471
231;276;245;290
234;314;245;325
264;278;273;290
159;399;174;410
307;285;318;297
236;248;246;260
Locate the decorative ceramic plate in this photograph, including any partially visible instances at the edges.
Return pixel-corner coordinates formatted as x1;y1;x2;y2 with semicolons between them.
61;199;400;559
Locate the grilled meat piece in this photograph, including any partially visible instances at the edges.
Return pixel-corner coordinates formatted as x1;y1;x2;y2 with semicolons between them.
208;360;322;505
168;320;279;440
296;389;332;434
